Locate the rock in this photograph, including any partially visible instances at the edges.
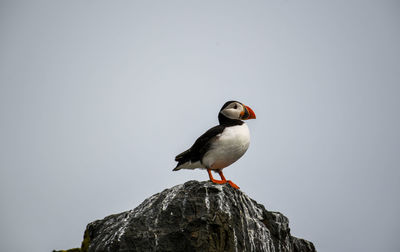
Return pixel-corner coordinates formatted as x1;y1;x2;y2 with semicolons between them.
62;180;316;252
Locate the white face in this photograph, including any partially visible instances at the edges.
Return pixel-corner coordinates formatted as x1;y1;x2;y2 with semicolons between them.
220;102;244;120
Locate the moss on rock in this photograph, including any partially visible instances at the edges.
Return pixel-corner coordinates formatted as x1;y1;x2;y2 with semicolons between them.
81;228;90;252
52;248;80;252
53;226;90;252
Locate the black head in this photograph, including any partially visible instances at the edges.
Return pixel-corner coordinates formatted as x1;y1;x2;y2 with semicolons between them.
218;101;256;125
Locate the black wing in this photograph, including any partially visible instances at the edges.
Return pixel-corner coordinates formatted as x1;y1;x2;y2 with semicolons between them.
175;125;225;166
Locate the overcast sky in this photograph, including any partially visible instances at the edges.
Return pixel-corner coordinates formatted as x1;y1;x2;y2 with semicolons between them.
1;1;399;252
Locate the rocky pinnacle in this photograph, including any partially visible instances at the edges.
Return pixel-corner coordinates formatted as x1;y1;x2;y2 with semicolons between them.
58;180;316;252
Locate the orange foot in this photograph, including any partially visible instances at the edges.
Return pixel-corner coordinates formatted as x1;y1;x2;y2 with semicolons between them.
207;169;240;189
227;180;240;189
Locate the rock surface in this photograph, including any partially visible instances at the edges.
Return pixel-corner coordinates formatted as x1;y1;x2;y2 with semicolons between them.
59;180;316;252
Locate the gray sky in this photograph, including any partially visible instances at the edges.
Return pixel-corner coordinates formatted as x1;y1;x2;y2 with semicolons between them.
1;1;399;251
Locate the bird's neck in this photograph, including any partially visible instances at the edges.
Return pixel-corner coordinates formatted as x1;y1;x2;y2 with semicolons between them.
218;113;244;126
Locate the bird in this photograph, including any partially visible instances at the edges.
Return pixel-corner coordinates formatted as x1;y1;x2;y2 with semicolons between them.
173;101;256;189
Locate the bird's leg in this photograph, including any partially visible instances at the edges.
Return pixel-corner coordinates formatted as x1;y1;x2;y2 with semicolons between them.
218;170;240;189
207;169;226;185
217;170;227;181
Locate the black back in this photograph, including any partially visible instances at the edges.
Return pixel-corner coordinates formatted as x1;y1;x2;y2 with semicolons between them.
174;125;225;166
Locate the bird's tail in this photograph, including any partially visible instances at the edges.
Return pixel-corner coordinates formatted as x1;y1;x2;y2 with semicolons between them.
173;166;182;171
173;149;195;171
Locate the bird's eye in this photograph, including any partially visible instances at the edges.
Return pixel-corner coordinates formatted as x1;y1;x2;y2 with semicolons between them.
234;104;238;109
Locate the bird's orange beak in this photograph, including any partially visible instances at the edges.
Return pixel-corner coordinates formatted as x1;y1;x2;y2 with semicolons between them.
241;105;256;120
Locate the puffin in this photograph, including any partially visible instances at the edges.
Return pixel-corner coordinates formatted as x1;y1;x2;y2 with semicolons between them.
173;101;256;189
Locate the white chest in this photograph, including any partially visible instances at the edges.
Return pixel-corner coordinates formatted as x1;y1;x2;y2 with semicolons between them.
203;124;251;169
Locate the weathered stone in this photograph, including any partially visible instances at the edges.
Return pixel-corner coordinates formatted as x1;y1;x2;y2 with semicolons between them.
77;180;316;252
